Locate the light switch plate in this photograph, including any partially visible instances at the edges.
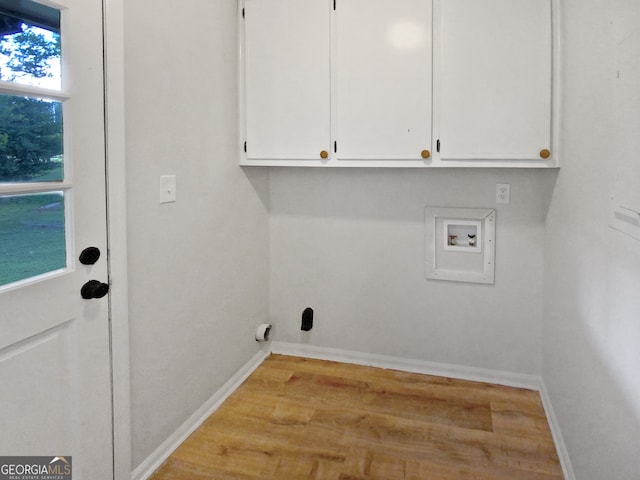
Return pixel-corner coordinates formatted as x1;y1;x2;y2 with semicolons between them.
160;175;177;203
496;183;510;204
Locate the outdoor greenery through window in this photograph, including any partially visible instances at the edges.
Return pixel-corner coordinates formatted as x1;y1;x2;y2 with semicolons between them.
0;192;66;286
0;94;63;182
1;8;62;183
0;1;65;287
0;19;61;90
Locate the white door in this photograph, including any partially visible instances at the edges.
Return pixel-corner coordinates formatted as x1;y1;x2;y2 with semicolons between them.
0;0;112;478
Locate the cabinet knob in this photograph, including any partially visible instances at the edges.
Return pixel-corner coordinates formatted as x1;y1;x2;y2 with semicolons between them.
421;150;431;159
320;150;328;159
540;149;551;159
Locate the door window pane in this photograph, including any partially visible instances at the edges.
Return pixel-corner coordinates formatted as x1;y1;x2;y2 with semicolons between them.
0;191;66;287
0;95;63;182
0;2;61;90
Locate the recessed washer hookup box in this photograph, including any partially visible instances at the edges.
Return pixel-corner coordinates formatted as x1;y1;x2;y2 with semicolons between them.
425;207;496;285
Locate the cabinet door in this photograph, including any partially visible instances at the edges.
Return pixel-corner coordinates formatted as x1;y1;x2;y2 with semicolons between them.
243;0;331;160
436;0;552;161
336;0;432;160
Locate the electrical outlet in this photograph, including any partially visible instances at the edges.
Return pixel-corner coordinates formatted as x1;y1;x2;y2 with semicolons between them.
496;183;510;204
301;307;314;331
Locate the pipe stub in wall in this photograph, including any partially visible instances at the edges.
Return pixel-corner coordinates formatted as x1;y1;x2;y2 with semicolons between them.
255;323;272;342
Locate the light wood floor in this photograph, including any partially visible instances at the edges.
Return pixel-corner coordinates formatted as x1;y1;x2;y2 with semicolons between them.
150;354;563;480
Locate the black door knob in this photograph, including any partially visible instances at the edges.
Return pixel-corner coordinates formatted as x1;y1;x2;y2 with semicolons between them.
81;280;109;299
79;247;101;265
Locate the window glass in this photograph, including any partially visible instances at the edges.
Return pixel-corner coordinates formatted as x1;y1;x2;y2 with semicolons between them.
0;1;66;289
0;94;63;183
0;191;66;287
0;6;61;90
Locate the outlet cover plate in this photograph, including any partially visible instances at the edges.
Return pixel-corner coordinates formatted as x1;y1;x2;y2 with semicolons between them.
496;183;510;204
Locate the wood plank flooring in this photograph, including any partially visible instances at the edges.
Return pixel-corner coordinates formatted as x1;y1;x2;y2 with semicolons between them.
149;354;563;480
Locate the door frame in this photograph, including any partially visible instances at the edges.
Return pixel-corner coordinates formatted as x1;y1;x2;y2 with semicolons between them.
102;0;131;478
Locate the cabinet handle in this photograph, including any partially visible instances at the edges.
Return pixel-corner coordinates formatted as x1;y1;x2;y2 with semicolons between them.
540;149;551;159
320;150;329;159
421;150;431;159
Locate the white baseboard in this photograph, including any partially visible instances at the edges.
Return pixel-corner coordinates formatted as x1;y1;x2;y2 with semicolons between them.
131;341;575;480
131;346;270;480
271;341;576;480
271;341;540;390
538;381;576;480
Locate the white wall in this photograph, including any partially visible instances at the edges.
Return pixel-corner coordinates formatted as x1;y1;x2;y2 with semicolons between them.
119;1;640;476
270;168;556;374
123;0;269;469
543;0;640;478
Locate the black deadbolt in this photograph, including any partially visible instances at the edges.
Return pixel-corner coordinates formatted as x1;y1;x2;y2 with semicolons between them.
81;280;109;299
79;247;101;265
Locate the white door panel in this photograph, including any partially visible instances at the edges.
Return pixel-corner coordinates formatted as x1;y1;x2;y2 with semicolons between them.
0;324;74;454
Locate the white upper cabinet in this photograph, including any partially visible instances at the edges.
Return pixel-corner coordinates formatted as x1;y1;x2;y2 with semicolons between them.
435;0;553;164
243;0;331;161
240;0;556;168
336;0;432;161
